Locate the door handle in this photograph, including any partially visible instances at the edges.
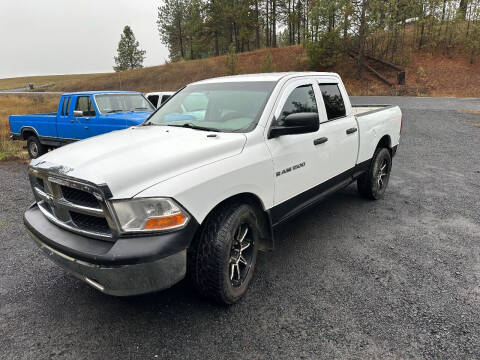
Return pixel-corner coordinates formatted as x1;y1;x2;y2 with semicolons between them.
313;137;328;145
346;127;358;134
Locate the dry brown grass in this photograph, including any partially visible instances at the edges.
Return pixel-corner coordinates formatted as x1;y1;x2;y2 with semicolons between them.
0;94;59;160
1;45;479;97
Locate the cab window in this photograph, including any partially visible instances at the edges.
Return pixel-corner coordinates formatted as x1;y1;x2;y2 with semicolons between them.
319;84;346;120
61;97;71;116
148;95;159;107
75;96;96;116
277;84;318;125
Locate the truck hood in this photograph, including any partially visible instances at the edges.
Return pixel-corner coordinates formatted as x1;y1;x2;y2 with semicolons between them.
31;126;247;198
101;111;152;125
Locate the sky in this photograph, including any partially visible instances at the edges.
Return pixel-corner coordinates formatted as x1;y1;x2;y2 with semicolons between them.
0;0;169;79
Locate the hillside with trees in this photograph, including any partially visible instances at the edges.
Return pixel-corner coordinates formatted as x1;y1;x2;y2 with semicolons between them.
157;0;480;75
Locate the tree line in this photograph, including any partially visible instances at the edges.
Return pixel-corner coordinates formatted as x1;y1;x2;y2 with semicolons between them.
157;0;480;67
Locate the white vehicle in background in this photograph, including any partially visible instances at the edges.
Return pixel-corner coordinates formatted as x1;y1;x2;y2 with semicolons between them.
145;91;175;108
24;72;402;304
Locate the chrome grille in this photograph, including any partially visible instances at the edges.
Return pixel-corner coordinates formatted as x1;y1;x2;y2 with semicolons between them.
28;168;117;241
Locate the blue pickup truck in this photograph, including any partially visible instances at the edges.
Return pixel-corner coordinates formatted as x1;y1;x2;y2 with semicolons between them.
9;91;154;158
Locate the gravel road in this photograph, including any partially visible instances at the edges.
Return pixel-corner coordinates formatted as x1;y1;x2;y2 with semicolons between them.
1;96;479;359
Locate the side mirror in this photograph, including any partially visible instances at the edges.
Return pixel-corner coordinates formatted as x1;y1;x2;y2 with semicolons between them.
268;112;319;138
73;110;84;117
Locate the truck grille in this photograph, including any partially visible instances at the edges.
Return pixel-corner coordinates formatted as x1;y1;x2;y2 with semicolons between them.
28;168;117;241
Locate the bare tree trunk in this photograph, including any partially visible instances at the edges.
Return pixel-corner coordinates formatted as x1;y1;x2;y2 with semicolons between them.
459;0;468;20
214;30;219;56
297;1;301;44
255;0;260;49
178;18;184;59
190;37;194;60
272;0;277;47
419;22;425;49
266;0;270;47
356;0;369;79
291;0;295;45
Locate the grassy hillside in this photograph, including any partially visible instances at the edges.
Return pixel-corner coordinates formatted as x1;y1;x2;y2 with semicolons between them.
1;44;480;161
2;45;480;97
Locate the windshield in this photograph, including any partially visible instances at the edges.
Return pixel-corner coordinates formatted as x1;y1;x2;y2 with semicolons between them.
94;94;154;114
146;81;277;132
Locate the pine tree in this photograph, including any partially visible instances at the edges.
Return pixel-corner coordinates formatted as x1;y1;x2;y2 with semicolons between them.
113;26;146;72
225;44;241;74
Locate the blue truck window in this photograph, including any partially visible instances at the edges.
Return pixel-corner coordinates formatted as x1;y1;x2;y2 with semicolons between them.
66;97;71;115
61;97;70;116
75;96;96;116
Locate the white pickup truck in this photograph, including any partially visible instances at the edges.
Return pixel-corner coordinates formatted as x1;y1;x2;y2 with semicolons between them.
24;72;402;304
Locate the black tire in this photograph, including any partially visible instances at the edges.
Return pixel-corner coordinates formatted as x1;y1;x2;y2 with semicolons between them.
357;147;392;200
27;136;47;159
188;203;260;304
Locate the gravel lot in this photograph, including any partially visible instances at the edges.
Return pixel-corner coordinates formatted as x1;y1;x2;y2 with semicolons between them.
1;96;479;359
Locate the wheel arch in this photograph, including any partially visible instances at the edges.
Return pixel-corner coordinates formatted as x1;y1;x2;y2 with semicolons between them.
21;126;39;140
199;192;274;252
376;134;392;155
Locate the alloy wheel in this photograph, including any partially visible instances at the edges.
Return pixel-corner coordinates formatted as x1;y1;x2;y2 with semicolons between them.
377;159;389;190
229;223;254;287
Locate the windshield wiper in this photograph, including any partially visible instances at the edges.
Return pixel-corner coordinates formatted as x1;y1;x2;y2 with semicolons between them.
134;107;150;111
106;109;123;113
166;123;221;132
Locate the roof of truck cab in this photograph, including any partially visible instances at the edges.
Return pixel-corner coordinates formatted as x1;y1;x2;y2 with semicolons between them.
61;91;141;96
192;72;341;85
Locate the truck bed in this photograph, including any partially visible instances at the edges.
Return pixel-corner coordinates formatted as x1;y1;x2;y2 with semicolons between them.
9;113;58;138
352;104;396;117
353;104;402;165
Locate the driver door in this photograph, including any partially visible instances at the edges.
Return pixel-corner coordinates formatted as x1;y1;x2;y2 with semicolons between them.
265;79;330;223
69;96;95;139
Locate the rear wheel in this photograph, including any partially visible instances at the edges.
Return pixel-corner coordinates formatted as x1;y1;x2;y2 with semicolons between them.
27;136;47;159
357;147;392;200
188;203;260;304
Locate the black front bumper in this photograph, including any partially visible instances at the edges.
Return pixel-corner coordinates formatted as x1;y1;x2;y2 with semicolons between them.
24;204;199;295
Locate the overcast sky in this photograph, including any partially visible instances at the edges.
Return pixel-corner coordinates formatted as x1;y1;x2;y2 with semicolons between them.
0;0;169;79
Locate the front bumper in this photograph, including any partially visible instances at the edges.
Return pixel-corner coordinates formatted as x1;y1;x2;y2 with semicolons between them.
24;204;198;296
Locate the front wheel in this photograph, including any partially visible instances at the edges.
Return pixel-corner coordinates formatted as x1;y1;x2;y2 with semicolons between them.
357;147;392;200
189;204;260;304
27;136;47;159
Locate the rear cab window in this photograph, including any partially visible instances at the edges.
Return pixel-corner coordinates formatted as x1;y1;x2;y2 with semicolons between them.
319;84;346;121
61;97;71;116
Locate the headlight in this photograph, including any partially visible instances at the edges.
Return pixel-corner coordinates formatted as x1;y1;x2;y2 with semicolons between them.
111;198;189;233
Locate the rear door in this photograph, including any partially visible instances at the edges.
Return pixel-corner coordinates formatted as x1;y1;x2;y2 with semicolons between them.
315;79;358;180
57;96;72;139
